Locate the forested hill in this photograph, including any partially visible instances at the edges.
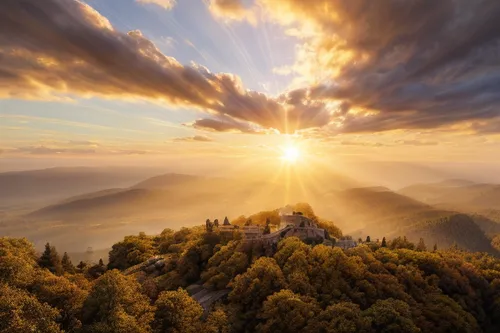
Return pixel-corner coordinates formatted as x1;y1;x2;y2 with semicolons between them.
2;207;500;332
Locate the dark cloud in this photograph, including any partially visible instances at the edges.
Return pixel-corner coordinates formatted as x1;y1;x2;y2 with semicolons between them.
189;117;260;133
262;0;500;133
173;135;214;142
0;0;327;133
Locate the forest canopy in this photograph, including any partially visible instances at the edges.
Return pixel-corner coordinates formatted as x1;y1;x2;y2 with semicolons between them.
1;204;500;332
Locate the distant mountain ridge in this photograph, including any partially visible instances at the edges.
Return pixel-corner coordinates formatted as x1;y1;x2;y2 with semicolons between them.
399;179;500;209
0;167;163;208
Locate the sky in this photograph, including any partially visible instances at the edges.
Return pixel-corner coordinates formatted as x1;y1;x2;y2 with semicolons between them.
1;0;500;172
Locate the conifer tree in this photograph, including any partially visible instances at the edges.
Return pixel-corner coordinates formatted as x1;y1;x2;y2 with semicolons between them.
77;261;87;273
416;238;427;252
39;242;63;276
366;235;371;243
381;237;387;247
433;243;438;252
61;252;75;274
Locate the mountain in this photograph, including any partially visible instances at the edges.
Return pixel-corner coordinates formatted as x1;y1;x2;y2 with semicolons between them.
399;179;500;209
317;186;434;233
0;167;163;208
313;186;500;254
398;214;497;253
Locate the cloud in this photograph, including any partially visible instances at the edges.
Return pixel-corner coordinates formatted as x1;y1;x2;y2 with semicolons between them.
188;117;261;133
68;140;100;147
15;146;97;155
12;145;148;156
136;0;176;10
208;0;255;23
340;141;386;148
0;0;328;134
174;135;214;142
256;0;500;133
394;140;438;146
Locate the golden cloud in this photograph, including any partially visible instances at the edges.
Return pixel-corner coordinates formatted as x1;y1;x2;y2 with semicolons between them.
0;0;330;134
137;0;176;10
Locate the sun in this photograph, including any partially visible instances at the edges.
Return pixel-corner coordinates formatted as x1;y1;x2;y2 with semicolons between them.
282;146;300;163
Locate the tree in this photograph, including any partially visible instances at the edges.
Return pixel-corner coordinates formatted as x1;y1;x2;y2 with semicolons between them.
153;288;203;333
0;237;38;288
223;217;230;226
363;298;420;333
433;243;438;252
204;308;230;333
108;233;156;270
87;260;107;279
77;261;88;273
229;257;286;311
366;236;371;243
257;289;319;332
381;237;387;247
0;283;63;333
39;242;63;276
62;252;76;274
31;270;88;331
81;270;154;333
202;241;249;290
416;238;427;252
305;302;371;333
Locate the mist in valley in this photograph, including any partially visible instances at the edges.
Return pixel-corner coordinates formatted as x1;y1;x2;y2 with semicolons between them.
2;160;500;262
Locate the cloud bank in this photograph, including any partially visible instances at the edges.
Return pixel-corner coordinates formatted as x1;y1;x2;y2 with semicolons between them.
0;0;327;133
2;0;500;136
256;0;500;133
136;0;176;10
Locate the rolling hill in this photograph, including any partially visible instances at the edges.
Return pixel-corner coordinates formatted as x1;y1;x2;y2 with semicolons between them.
0;167;163;208
397;214;497;253
399;179;500;209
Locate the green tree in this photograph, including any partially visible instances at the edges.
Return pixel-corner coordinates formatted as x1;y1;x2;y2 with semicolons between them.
256;289;319;332
62;252;76;274
153;288;203;333
0;283;63;333
381;237;387;247
39;242;64;276
81;270;154;333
